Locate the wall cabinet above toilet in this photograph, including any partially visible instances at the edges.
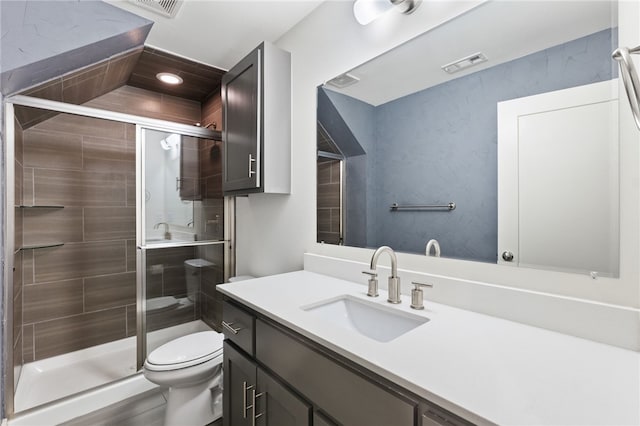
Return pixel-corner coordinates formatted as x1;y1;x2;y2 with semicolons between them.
221;41;291;195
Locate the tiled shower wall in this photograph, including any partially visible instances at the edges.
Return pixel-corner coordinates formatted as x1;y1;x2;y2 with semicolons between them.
17;85;224;362
21;112;138;361
317;159;341;245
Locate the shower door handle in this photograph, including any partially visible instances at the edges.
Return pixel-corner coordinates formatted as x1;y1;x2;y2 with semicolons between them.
248;154;257;178
613;45;640;130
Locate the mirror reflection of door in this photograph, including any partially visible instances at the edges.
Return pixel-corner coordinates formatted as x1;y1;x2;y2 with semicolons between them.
498;80;619;277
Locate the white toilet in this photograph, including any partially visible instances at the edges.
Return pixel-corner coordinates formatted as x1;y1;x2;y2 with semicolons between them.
143;331;224;426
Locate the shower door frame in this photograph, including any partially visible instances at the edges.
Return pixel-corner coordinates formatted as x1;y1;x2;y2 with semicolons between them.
2;95;233;418
135;123;232;369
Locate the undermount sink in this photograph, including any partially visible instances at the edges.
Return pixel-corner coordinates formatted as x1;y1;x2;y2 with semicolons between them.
302;295;429;342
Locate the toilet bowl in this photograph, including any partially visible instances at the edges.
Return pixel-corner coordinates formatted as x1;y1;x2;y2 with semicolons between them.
143;331;224;426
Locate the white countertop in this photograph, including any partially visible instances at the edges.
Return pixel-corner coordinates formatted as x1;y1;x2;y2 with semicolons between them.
218;271;640;425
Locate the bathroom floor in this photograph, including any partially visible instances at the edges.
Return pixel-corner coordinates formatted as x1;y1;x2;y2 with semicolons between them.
60;388;223;426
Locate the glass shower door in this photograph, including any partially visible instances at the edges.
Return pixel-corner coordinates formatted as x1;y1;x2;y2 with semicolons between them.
137;126;227;368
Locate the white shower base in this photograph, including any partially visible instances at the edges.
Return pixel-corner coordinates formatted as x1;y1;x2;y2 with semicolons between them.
10;320;212;425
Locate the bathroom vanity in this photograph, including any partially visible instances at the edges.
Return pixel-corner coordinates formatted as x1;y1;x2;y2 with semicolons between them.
218;271;640;425
221;299;469;426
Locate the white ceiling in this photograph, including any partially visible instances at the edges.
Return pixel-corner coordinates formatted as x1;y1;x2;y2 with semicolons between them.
325;0;617;106
106;0;323;70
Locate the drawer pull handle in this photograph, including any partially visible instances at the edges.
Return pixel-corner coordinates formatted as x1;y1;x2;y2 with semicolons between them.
222;321;242;334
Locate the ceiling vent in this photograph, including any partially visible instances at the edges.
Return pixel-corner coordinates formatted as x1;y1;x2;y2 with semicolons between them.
130;0;184;18
326;73;360;89
442;52;488;74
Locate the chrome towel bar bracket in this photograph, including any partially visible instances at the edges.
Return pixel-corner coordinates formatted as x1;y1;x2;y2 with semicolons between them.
613;45;640;130
390;202;456;211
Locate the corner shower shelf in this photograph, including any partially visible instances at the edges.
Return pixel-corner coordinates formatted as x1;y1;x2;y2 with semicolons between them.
20;242;64;250
18;205;64;209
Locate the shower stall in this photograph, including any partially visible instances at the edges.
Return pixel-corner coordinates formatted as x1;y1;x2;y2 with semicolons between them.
2;95;231;422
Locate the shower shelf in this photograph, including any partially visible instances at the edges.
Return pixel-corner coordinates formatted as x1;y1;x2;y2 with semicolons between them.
20;242;64;250
18;205;64;209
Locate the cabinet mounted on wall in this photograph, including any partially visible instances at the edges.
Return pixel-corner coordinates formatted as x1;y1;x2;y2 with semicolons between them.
222;41;291;195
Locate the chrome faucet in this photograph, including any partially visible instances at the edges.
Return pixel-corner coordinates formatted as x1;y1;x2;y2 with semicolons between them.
425;239;441;257
366;246;401;304
154;222;171;240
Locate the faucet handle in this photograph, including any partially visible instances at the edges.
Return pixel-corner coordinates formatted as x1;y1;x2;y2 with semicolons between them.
410;281;433;310
362;270;379;297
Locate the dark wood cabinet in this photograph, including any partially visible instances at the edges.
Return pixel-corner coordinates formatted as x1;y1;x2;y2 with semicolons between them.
222;298;476;426
224;341;256;426
224;341;311;426
255;319;415;426
221;41;290;195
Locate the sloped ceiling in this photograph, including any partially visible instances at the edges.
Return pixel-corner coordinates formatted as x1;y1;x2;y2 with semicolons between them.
0;0;153;95
106;0;323;69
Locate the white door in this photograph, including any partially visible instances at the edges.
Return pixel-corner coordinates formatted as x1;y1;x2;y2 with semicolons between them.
498;79;619;276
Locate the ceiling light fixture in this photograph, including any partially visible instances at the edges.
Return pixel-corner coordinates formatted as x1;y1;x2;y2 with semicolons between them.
353;0;421;25
156;72;183;85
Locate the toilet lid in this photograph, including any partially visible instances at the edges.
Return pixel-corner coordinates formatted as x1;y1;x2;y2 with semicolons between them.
145;331;223;371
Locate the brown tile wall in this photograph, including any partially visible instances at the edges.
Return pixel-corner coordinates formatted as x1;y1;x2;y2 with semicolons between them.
85;86;201;126
18;85;214;361
317;159;342;245
15;49;142;129
201;91;222;130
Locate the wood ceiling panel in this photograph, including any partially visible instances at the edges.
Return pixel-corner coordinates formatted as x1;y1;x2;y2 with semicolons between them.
127;47;224;102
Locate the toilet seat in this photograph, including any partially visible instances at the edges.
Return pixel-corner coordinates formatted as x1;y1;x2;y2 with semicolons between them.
145;331;223;372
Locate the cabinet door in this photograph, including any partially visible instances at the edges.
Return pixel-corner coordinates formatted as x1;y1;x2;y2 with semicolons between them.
255;319;416;426
256;368;310;426
222;45;260;193
224;341;257;426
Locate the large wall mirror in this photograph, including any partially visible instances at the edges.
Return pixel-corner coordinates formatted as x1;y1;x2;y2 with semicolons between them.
316;0;620;277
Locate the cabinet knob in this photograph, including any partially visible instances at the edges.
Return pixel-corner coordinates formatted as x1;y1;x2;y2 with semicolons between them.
502;251;514;262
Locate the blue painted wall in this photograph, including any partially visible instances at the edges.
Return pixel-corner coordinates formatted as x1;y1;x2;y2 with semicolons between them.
323;28;617;262
322;87;375;247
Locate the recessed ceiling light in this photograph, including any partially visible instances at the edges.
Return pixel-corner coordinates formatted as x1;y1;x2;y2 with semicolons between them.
156;72;183;85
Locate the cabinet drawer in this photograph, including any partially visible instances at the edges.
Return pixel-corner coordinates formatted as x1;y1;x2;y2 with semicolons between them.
222;300;254;355
256;319;416;426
